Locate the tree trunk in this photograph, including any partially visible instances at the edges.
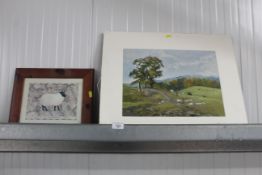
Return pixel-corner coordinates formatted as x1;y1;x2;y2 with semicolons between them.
138;82;141;92
150;81;154;88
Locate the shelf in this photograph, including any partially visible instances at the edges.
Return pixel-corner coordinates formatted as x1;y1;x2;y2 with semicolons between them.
0;124;262;153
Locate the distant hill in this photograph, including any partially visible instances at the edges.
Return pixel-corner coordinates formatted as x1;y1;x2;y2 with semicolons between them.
157;75;220;83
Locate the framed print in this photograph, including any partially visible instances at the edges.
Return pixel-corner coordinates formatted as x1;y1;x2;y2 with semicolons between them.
99;32;247;124
9;68;94;124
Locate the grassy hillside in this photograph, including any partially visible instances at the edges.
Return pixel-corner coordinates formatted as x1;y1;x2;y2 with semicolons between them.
123;85;225;116
179;86;225;116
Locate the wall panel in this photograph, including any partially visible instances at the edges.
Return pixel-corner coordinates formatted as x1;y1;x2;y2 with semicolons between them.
238;0;258;123
126;0;143;32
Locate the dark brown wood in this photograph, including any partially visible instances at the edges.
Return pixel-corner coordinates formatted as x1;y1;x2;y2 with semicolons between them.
9;68;94;123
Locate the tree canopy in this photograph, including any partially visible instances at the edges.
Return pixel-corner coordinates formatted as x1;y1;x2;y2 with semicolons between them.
129;56;164;92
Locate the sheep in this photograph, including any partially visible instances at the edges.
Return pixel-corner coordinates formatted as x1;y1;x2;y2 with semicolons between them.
188;102;193;106
185;99;192;102
177;99;182;102
39;91;66;111
195;102;205;105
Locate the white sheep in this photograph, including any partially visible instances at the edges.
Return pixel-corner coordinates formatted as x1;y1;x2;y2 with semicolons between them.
39;91;66;111
188;102;194;106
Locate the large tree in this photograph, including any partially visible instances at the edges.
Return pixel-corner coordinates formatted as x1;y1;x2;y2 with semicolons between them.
129;56;164;92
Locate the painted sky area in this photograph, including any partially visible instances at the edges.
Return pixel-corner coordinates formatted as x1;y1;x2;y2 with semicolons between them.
123;49;220;84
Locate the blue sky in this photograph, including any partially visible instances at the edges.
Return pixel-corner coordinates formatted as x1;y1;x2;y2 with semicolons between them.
123;49;220;84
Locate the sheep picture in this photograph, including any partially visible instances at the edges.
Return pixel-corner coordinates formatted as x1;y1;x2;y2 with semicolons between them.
39;91;66;111
25;82;80;118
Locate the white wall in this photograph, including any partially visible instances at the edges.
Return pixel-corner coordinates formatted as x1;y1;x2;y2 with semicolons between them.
0;0;262;174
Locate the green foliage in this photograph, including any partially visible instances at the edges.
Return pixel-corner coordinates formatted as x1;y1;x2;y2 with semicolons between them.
129;56;164;91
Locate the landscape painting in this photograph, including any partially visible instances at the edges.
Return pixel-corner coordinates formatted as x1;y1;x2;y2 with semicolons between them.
123;49;225;117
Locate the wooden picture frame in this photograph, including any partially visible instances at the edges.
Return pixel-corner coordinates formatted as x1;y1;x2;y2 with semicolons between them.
9;68;94;124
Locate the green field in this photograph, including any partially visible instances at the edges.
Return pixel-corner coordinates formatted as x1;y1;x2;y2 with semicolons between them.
123;85;225;117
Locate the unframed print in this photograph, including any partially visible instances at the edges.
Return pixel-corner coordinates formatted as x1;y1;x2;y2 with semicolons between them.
99;32;247;124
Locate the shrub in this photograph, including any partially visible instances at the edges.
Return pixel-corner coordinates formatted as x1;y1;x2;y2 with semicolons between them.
187;92;192;96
